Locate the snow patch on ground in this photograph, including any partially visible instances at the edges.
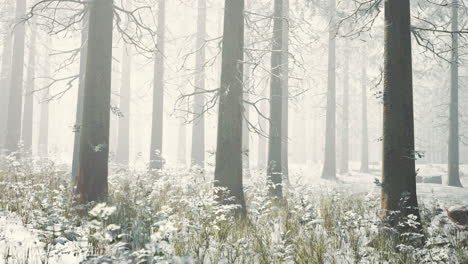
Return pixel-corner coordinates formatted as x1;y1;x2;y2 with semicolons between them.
294;162;468;204
0;212;44;263
0;212;86;263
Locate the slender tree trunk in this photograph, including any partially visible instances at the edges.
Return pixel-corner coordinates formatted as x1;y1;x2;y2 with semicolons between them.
191;0;206;170
76;0;114;202
21;23;37;153
150;0;165;171
214;0;246;213
178;118;187;166
305;97;312;165
321;0;336;179
281;0;289;181
309;116;316;163
360;54;369;173
4;0;26;154
258;87;267;169
38;52;50;158
295;109;307;164
38;86;50;158
0;22;13;150
116;44;132;166
267;0;284;199
382;0;422;229
72;15;89;179
109;59;119;156
447;0;463;187
464;138;468;165
340;48;349;174
243;0;251;177
242;89;250;177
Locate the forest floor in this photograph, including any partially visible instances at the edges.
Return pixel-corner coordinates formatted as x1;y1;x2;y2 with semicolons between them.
299;162;468;204
0;158;467;263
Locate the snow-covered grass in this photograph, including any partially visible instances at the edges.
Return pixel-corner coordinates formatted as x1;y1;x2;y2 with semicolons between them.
0;155;467;263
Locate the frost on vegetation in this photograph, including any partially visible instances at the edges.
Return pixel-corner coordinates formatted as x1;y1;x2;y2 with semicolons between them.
0;155;467;263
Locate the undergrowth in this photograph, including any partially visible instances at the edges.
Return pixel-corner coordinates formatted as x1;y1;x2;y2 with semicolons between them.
0;153;467;263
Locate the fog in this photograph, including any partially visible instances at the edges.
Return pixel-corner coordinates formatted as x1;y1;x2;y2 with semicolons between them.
4;4;464;168
0;0;467;263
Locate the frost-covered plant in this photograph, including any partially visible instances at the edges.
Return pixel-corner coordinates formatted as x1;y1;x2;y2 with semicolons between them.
1;157;468;264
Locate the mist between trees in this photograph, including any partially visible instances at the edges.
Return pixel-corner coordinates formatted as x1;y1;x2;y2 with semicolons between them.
0;0;467;262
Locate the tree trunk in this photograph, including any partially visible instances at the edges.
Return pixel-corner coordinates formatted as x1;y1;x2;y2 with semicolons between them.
258;87;267;169
191;0;206;171
360;54;369;173
38;56;50;158
340;48;349;174
321;0;337;180
21;23;37;153
72;15;89;179
76;0;114;202
214;0;246;213
382;0;422;229
447;0;463;187
4;0;26;154
281;0;289;181
242;90;250;177
178;118;186;166
150;0;165;171
267;0;284;199
116;44;132;166
464;142;468;165
0;21;13;150
243;0;251;178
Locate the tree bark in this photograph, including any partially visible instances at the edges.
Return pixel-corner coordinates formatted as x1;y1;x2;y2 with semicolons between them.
75;0;114;202
258;87;267;169
116;44;132;166
281;0;289;181
38;48;50;158
382;0;422;229
214;0;246;213
321;0;337;180
150;0;165;171
4;0;26;154
178;118;186;166
447;0;463;187
72;14;89;179
242;87;250;177
21;23;37;153
340;47;349;174
191;0;206;171
360;54;369;173
0;21;13;150
243;0;251;178
267;0;284;199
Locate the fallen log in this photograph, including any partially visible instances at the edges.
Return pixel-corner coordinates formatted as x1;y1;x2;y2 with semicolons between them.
447;205;468;226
